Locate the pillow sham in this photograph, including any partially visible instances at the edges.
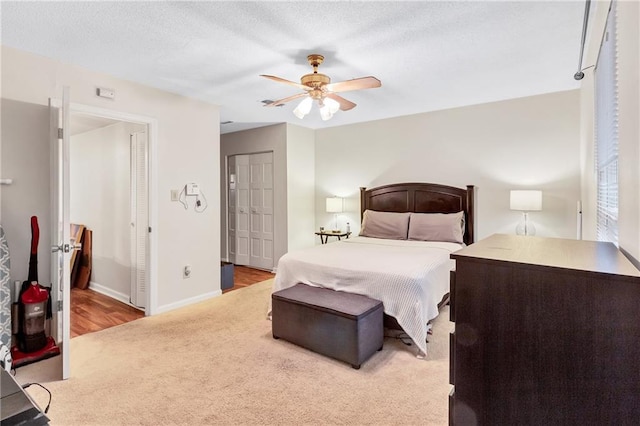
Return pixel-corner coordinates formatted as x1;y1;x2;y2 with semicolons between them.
359;210;411;240
408;211;465;243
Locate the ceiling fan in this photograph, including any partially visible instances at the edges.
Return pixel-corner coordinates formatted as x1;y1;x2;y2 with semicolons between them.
260;54;381;120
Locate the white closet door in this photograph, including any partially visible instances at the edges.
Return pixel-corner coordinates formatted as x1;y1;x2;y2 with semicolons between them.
227;156;237;264
130;131;148;308
233;155;250;265
249;152;274;270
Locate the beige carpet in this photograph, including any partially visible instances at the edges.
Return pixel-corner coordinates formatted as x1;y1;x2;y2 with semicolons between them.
16;279;453;425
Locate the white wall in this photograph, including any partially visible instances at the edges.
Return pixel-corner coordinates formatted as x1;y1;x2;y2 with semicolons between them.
0;99;51;290
220;123;318;266
285;124;316;251
315;90;581;241
220;124;288;268
70;121;145;301
1;46;220;313
580;0;640;264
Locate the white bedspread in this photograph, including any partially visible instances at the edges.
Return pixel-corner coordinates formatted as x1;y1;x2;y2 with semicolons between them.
269;236;462;356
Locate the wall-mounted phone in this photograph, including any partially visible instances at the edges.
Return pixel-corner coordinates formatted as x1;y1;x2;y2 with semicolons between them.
176;182;207;213
186;182;200;196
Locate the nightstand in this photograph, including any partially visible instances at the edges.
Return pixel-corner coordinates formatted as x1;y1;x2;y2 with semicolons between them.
315;231;351;244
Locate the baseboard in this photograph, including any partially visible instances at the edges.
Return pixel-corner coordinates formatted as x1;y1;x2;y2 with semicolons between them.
88;281;131;306
156;290;222;315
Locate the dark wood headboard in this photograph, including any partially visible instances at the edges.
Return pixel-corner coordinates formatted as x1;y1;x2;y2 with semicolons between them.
360;182;475;245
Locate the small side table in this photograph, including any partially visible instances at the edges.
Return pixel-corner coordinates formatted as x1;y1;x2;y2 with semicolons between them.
315;231;352;244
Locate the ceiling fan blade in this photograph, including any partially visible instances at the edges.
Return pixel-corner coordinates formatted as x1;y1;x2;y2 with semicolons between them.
326;93;356;111
260;75;311;91
264;92;308;107
324;76;381;93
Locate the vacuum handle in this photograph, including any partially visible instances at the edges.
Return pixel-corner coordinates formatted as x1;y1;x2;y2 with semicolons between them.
28;216;39;283
30;216;39;255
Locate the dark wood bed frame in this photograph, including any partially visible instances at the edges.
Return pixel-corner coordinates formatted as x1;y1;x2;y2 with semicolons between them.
360;182;475;246
359;182;476;330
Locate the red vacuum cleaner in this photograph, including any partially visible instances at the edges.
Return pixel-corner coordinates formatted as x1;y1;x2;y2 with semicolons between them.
11;216;60;368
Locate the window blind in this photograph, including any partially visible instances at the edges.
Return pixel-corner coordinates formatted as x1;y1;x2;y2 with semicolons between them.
594;0;618;244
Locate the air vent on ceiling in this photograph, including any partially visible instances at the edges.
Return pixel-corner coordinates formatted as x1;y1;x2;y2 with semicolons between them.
261;100;283;107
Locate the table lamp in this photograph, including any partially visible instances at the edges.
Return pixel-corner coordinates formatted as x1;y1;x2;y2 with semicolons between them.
510;190;542;236
326;197;343;232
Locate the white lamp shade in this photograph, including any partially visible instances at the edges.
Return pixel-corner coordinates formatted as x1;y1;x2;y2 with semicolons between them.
293;97;313;119
510;190;542;211
320;98;340;121
326;197;343;213
320;104;333;121
325;97;340;114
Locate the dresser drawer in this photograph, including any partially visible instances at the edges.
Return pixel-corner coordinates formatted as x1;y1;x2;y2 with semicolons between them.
449;332;455;385
449;270;456;322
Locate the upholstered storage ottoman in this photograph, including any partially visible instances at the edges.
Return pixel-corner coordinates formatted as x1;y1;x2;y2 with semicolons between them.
272;284;383;369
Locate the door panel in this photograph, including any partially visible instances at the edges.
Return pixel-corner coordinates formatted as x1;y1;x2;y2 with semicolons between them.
248;152;273;270
130;131;148;308
233;155;250;265
227;152;273;270
49;87;71;380
227;156;236;262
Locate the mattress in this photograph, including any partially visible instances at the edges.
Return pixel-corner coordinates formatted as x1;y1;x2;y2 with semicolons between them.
270;236;462;356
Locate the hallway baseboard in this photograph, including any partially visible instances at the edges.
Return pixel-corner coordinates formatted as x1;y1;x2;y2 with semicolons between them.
88;281;133;308
156;289;222;315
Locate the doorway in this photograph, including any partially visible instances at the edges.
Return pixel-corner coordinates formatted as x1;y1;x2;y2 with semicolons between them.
67;111;151;336
227;152;274;271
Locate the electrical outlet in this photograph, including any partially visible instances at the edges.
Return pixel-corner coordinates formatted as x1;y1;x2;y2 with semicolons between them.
183;265;191;279
171;190;179;201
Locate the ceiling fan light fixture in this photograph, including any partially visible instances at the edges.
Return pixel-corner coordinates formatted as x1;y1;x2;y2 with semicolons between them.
263;54;381;120
320;97;340;120
324;97;340;114
293;97;313;119
320;103;333;121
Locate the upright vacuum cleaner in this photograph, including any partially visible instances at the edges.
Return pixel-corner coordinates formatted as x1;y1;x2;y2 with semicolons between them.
11;216;60;368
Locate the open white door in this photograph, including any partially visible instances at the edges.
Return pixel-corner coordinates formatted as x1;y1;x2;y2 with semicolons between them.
49;87;72;379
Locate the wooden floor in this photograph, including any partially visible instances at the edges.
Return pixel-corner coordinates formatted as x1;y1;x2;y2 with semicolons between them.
71;265;274;337
223;265;274;294
70;288;144;338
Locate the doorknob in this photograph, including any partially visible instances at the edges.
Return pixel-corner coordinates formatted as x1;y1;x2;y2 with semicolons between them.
51;243;82;253
52;244;68;253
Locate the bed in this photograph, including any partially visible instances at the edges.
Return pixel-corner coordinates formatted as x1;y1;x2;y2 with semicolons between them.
270;182;475;357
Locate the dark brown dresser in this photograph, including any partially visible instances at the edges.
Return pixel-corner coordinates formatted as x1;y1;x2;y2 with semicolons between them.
449;234;640;426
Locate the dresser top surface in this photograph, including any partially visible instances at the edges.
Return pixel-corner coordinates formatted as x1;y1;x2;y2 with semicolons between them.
452;234;640;278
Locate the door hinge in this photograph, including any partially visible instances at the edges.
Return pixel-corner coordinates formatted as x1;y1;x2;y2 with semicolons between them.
148;226;152;233
57;300;63;312
57;128;64;139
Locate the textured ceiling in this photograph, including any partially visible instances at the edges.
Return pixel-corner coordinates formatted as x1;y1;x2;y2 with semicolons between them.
1;1;584;134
